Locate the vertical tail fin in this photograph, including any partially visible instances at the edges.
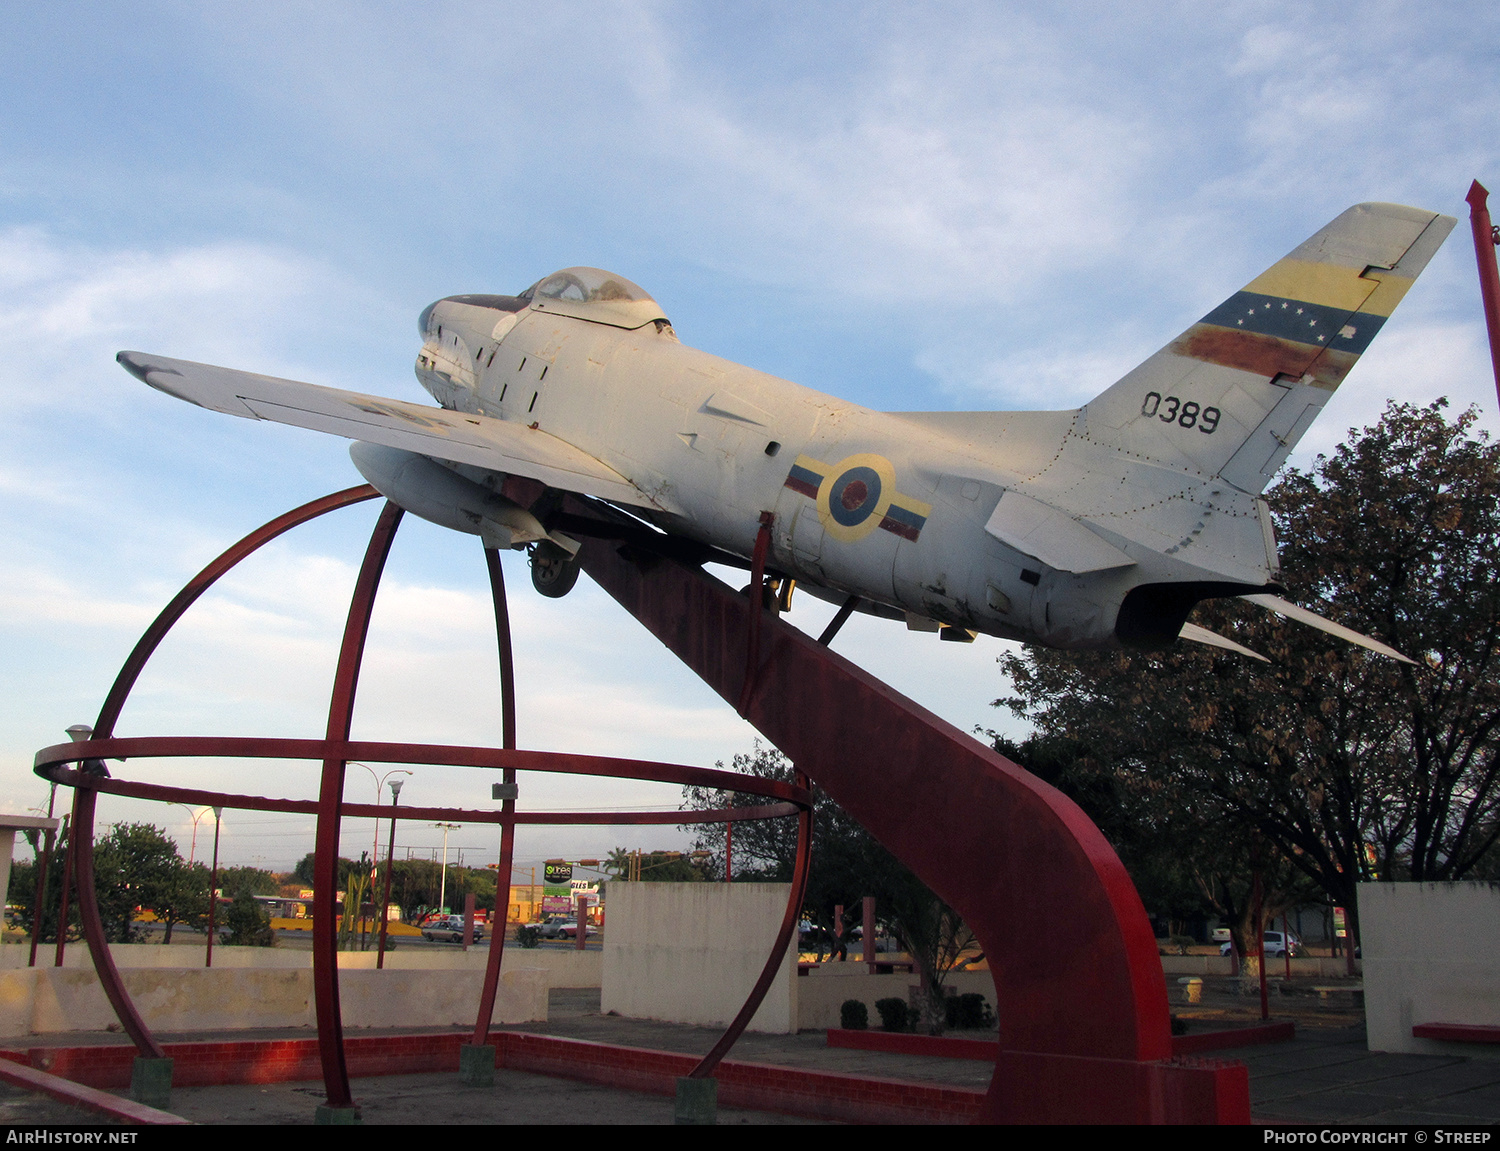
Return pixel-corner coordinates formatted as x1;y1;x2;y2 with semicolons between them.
1079;203;1455;494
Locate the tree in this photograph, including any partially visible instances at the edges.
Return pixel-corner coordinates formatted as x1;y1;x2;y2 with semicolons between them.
992;732;1321;957
998;401;1500;948
216;866;280;896
221;887;275;947
151;862;210;944
682;742;976;1032
92;823;187;944
604;848;709;882
6;830;78;945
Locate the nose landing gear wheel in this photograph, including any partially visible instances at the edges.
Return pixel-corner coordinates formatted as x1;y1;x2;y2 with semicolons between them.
530;540;582;598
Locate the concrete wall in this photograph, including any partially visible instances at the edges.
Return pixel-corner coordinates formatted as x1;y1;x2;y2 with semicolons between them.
0;942;601;987
0;943;607;1037
0;963;548;1037
1360;881;1500;1057
796;967;997;1031
602;883;797;1033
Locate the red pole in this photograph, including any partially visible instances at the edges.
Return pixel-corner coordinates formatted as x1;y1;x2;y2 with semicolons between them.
738;512;774;715
52;815;71;968
725;820;732;883
28;825;54;968
863;896;876;974
1253;873;1268;1022
575;894;587;951
1466;181;1500;409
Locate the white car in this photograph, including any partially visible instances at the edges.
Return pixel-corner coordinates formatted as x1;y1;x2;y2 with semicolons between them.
1221;930;1300;958
421;915;485;943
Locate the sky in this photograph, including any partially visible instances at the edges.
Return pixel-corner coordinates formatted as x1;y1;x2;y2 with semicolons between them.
2;1;1497;878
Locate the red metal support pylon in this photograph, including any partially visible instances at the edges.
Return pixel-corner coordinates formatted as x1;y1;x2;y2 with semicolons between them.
571;496;1249;1124
1467;181;1500;408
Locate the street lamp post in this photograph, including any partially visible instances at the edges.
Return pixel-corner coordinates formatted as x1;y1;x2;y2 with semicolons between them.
377;779;404;968
169;803;209;866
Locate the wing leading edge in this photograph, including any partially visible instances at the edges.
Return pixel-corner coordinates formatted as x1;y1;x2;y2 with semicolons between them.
116;351;667;512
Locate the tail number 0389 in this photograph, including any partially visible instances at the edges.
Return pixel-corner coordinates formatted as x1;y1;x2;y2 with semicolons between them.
1141;392;1220;433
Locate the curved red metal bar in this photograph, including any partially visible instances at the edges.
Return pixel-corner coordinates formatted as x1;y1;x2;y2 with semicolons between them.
473;548;519;1047
35;763;803;827
690;767;813;1079
34;488;815;1113
93;487;381;740
53;487;381;1067
312;500;405;1107
36;738;811;807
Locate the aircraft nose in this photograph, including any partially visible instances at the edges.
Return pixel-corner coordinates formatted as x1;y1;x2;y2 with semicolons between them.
417;300;439;337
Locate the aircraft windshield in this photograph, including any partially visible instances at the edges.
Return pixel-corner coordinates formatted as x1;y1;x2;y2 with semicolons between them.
518;267;667;330
522;267;656;305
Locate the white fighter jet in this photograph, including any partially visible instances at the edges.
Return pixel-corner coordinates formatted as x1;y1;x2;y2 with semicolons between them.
118;202;1453;661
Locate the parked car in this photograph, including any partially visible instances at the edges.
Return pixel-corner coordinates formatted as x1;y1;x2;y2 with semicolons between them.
553;918;594;940
1220;930;1300;957
421;915;484;944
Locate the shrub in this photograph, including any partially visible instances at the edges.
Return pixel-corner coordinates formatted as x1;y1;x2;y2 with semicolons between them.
840;999;869;1030
516;924;542;949
945;992;995;1030
220;889;275;947
874;996;909;1032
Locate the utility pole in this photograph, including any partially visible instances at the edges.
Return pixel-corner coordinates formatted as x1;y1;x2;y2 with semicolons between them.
435;822;460;912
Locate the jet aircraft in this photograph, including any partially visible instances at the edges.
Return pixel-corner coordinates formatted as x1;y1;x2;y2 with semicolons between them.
118;202;1454;661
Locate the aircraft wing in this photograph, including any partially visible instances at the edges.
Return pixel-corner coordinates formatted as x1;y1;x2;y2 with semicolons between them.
117;351;667;512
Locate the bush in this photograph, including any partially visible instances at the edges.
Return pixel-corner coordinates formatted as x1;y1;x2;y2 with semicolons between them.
840;999;869;1030
516;924;541;949
874;997;909;1032
944;992;995;1030
220;889;275;947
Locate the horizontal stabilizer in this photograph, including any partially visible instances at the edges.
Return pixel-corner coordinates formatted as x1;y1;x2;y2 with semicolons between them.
1179;622;1269;662
1244;593;1415;663
117;351;668;512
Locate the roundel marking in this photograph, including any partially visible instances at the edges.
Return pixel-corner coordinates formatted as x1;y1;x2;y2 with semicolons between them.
828;466;882;527
815;453;897;542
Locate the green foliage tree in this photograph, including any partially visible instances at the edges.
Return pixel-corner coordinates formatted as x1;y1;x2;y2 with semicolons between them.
992;732;1320;957
216;866;280;896
92;823;186;944
151;862;210;945
997;401;1500;949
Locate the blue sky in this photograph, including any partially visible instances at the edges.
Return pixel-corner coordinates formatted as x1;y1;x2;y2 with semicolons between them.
2;2;1496;874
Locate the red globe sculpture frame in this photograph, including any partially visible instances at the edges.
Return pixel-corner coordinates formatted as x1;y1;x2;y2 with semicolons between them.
34;485;813;1113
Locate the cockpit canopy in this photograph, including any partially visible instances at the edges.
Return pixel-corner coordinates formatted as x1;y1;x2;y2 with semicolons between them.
519;267;668;330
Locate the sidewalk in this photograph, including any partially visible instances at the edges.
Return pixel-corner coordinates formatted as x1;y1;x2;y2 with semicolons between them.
5;986;1500;1124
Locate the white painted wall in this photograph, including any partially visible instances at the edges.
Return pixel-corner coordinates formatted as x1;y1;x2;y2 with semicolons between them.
0;941;601;987
0;943;606;1037
602;882;797;1033
1360;881;1500;1057
0;963;548;1037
